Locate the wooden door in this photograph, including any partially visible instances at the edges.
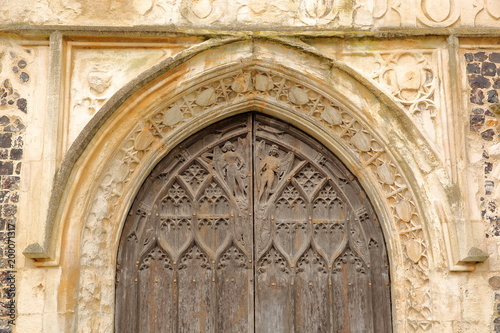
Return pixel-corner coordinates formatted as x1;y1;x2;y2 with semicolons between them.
115;114;391;333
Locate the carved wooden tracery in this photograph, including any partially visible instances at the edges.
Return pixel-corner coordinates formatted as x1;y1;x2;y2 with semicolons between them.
115;114;391;332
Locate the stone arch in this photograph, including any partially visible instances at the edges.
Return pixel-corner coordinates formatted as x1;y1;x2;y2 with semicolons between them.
36;39;445;332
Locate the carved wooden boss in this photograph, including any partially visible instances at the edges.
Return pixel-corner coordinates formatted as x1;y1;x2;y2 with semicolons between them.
116;114;391;332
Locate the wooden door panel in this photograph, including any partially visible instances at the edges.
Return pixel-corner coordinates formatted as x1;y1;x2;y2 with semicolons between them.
253;114;391;333
116;115;254;333
116;114;391;332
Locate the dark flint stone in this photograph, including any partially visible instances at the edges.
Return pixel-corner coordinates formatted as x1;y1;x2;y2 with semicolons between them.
0;162;12;176
1;176;19;190
0;134;11;148
13;136;23;148
486;110;496;117
474;52;488;62
4;125;16;132
470;115;485;131
11;66;18;73
488;90;499;103
486;162;493;174
468;75;491;88
18;60;26;69
10;192;18;203
482;129;496;141
0;192;8;203
16;121;24;131
0;218;5;230
0;116;9;125
3;204;16;217
4;121;25;132
464;53;474;62
472;107;484;114
494;78;500;89
0;325;12;332
470;88;485;105
491;53;500;63
0;150;7;159
19;72;29;82
16;98;27;113
495;317;500;324
467;63;480;74
9;149;22;160
496;324;500;333
482;62;497;76
15;162;21;175
484;150;491;158
7;100;13;105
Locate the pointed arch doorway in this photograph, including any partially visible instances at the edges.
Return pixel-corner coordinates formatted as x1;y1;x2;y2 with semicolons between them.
115;113;392;332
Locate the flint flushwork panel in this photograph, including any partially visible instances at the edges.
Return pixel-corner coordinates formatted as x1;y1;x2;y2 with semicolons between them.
465;51;500;237
0;115;23;332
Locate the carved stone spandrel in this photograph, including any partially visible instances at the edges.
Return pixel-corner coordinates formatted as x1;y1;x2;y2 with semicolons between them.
68;48;175;146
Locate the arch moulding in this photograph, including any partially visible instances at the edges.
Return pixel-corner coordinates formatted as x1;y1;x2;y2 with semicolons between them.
24;38;465;332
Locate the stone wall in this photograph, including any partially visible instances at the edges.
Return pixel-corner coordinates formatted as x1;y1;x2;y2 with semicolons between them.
0;115;23;332
466;51;500;236
0;47;32;332
3;0;500;30
2;1;500;332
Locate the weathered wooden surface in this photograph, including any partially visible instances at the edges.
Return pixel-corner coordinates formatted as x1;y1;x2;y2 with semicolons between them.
115;114;391;332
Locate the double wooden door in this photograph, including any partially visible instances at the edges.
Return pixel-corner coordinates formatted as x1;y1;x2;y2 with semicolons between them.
115;114;391;332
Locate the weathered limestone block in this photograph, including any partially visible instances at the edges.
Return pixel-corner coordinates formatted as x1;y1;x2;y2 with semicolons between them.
1;0;500;30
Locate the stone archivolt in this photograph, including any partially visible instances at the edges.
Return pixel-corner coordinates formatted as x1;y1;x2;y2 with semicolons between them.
84;78;430;332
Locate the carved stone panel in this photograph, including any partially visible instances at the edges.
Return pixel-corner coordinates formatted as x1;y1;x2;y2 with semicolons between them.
115;114;391;332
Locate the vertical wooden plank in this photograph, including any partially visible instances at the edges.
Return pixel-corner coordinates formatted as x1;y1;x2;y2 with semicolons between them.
115;233;139;333
255;247;293;333
216;245;251;332
294;247;330;333
369;239;392;333
332;248;372;332
331;267;348;332
138;247;175;333
177;245;215;333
